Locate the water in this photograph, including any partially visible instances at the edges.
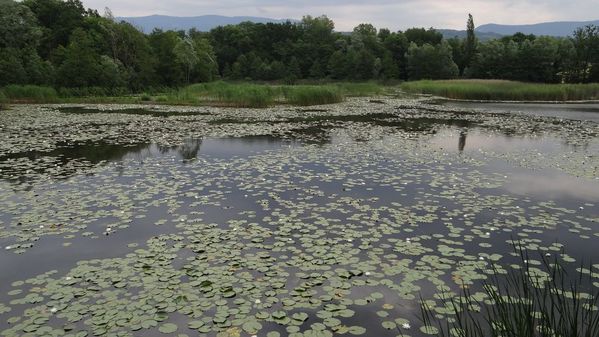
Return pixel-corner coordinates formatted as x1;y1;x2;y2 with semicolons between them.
438;100;599;123
0;100;598;337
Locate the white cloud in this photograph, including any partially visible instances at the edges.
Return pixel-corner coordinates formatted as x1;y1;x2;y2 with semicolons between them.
82;0;599;31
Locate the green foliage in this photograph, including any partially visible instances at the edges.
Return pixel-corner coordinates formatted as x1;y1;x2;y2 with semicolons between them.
149;29;186;86
1;85;58;102
0;0;41;50
56;28;125;88
464;14;477;72
23;0;94;58
571;25;599;83
421;247;599;337
335;82;385;96
158;82;385;108
283;86;344;106
0;0;597;95
0;90;7;108
401;79;599;101
407;42;459;80
404;28;443;46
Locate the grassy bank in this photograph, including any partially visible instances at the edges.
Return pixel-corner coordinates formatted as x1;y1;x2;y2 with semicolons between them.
402;79;599;101
1;82;387;108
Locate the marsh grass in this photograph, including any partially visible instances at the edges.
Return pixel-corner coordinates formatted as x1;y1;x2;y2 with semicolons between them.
335;82;386;97
282;85;344;106
1;85;59;103
0;91;7;109
1;82;387;108
421;245;599;337
173;82;382;107
402;80;599;101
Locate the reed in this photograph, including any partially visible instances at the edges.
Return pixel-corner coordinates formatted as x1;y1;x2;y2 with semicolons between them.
402;80;599;101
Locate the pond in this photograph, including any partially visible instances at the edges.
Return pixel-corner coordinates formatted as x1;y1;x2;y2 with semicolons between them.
0;98;598;337
436;100;599;123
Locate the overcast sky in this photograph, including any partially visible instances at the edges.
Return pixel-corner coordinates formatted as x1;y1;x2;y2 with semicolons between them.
82;0;599;31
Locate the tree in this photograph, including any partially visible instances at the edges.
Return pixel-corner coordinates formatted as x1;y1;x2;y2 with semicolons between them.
328;50;350;79
463;14;477;73
383;32;409;79
407;41;459;80
380;52;399;79
404;28;443;46
0;0;42;50
149;29;185;86
56;28;124;88
174;36;198;84
23;0;95;58
0;0;52;86
190;37;219;82
571;25;599;82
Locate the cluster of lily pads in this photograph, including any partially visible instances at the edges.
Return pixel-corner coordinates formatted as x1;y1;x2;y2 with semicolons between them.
0;98;598;337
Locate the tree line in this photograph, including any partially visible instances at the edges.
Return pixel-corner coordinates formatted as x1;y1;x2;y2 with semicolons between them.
1;0;598;94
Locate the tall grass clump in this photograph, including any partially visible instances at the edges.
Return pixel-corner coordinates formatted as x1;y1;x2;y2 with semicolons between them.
188;82;387;107
283;85;344;106
402;80;599;101
336;82;385;96
1;85;59;103
179;82;276;107
213;83;275;108
0;91;7;109
421;246;599;337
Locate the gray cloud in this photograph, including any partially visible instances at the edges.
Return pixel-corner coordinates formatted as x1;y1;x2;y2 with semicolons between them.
83;0;599;31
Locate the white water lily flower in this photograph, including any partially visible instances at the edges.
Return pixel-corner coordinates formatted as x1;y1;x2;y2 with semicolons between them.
4;246;11;250
255;299;261;304
365;272;371;276
50;307;58;313
402;323;411;330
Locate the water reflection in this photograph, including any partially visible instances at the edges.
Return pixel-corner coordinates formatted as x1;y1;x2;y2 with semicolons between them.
439;101;599;123
458;131;467;152
59;107;211;117
0;137;299;186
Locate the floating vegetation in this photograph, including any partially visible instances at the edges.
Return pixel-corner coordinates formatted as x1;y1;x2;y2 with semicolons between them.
421;245;599;337
0;97;598;337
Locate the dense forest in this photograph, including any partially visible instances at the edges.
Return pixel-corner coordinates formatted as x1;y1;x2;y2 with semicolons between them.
1;0;599;95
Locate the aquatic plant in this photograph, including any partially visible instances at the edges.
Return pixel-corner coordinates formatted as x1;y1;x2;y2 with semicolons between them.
402;80;599;101
1;85;58;103
282;85;344;106
421;244;599;337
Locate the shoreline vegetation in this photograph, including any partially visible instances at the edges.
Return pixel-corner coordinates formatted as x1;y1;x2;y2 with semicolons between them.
3;80;599;109
0;82;386;108
2;0;599;107
401;80;599;102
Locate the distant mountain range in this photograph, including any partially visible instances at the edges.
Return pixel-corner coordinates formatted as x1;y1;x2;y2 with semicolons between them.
117;15;297;33
118;15;599;39
476;20;599;37
438;29;503;41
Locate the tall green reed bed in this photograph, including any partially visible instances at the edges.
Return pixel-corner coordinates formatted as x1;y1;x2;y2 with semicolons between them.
178;82;383;107
0;85;59;103
0;91;7;109
1;82;387;108
420;246;599;337
402;80;599;101
282;85;344;106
